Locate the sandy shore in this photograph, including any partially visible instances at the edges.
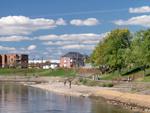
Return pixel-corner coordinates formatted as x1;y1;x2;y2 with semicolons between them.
29;81;150;113
0;75;149;112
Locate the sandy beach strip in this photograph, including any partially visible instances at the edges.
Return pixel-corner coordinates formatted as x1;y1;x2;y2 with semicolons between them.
29;82;150;112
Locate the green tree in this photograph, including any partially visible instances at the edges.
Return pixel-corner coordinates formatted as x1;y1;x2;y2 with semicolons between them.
128;29;150;75
91;29;132;72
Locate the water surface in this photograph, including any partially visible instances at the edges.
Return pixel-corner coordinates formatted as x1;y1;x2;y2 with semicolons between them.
0;83;133;113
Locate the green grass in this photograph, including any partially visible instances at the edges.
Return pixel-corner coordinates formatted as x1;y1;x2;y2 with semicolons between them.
78;78;114;87
37;68;76;77
0;68;44;75
100;71;121;80
100;68;150;82
141;76;150;82
0;68;76;77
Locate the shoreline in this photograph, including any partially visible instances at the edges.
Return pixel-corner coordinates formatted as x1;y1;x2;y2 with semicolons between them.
27;82;150;113
0;75;150;112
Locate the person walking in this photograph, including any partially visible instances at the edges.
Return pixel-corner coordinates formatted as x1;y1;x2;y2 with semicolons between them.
69;80;72;88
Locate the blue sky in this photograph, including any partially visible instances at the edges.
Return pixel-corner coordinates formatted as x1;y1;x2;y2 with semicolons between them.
0;0;150;59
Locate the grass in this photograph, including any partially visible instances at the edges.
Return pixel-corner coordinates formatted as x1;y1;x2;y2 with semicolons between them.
78;78;114;87
100;68;150;82
0;68;76;77
141;76;150;82
37;68;76;77
100;71;121;80
0;67;149;82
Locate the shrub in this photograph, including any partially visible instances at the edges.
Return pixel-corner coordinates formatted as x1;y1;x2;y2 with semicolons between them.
102;83;114;87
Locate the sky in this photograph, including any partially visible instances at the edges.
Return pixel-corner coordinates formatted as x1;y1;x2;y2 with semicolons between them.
0;0;150;60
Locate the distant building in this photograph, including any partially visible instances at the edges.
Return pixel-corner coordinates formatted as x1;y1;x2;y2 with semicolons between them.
28;59;50;68
60;52;87;68
49;60;60;69
28;59;59;69
0;54;28;68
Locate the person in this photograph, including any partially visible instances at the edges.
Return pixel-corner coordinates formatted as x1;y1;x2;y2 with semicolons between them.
64;79;67;86
68;80;72;88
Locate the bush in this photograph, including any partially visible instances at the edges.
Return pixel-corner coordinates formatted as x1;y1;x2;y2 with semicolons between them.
102;83;114;87
79;78;87;84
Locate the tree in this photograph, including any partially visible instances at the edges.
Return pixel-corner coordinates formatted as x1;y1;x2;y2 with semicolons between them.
90;29;132;72
90;41;107;66
128;29;150;76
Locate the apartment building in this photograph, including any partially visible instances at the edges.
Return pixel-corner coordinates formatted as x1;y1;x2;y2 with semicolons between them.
0;54;28;68
60;52;86;68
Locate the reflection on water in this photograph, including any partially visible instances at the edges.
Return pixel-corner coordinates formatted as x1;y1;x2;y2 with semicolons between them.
0;83;133;113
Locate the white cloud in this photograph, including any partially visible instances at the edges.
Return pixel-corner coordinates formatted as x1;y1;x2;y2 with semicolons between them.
0;46;16;51
114;15;150;27
40;33;108;54
56;18;67;25
0;36;31;42
70;18;99;26
82;40;99;44
38;33;107;58
0;16;65;35
27;45;37;50
36;34;58;41
37;33;106;41
129;6;150;13
62;44;95;50
43;41;74;46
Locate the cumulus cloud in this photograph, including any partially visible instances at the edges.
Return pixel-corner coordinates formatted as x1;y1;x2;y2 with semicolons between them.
82;40;99;44
62;44;95;50
0;36;31;42
56;18;67;25
37;33;106;41
70;18;99;26
36;33;107;58
114;15;150;27
0;46;16;51
0;16;66;35
27;45;37;50
43;41;74;46
129;6;150;13
40;33;108;56
36;34;58;41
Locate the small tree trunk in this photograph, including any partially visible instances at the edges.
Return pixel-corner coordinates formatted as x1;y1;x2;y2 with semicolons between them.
143;65;146;77
143;69;146;77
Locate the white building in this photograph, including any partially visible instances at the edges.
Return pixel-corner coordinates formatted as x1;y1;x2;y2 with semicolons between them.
49;60;60;69
29;59;60;69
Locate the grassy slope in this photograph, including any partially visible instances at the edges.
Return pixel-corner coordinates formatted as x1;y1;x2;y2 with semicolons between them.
0;68;76;77
0;68;149;81
101;68;150;82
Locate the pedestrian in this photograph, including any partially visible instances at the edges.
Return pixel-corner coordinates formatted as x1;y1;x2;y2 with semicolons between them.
69;80;72;88
64;80;67;86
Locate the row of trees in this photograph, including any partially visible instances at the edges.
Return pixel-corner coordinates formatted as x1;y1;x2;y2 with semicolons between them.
90;28;150;75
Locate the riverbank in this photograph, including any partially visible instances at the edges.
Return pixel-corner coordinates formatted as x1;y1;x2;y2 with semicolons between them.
0;75;150;112
28;81;150;113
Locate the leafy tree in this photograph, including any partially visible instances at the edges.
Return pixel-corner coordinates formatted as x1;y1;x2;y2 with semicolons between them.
91;29;132;72
128;29;150;75
90;41;107;66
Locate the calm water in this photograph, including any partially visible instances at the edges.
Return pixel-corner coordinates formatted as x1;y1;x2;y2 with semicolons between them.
0;83;133;113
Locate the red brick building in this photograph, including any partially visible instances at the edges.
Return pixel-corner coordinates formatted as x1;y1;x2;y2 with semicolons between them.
60;52;86;68
0;54;28;68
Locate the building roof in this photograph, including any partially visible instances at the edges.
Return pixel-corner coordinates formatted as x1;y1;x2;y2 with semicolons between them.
62;52;84;58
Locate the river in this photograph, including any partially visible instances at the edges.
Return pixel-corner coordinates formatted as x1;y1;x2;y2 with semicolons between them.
0;83;133;113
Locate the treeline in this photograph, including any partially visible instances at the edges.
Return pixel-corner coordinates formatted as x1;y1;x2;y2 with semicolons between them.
90;28;150;75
